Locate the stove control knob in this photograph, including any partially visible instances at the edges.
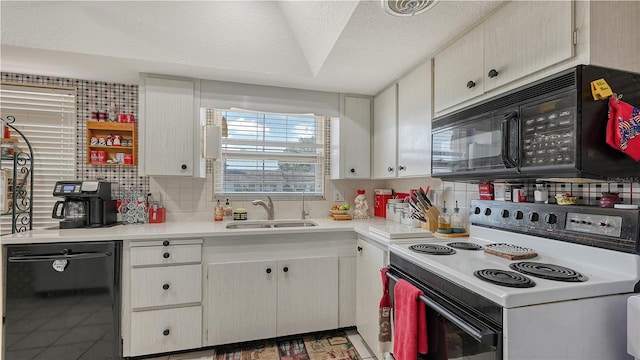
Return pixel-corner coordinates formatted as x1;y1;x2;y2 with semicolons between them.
529;212;539;222
474;207;481;215
545;213;557;224
501;209;510;218
484;208;492;216
515;211;524;220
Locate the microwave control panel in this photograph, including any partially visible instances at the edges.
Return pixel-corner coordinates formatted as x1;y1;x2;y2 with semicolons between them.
521;107;576;167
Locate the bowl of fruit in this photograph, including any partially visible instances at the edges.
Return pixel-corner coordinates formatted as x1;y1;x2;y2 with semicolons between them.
330;203;350;214
555;193;578;205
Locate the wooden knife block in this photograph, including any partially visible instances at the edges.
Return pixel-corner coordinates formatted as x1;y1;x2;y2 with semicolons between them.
420;207;440;232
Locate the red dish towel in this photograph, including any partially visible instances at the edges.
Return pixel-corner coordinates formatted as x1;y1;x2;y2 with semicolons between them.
379;268;392;353
393;279;428;360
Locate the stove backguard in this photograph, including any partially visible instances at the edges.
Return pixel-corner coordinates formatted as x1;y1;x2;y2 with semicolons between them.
469;200;640;253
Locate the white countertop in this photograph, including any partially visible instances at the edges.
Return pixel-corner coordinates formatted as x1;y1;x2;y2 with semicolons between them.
0;217;434;246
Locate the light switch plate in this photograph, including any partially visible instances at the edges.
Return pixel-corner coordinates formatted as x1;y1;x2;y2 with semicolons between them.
334;190;345;202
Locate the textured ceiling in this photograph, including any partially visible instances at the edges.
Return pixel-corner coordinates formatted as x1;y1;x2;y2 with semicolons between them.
0;0;504;95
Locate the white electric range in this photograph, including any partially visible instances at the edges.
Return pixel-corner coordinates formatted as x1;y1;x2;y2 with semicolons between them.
387;200;640;360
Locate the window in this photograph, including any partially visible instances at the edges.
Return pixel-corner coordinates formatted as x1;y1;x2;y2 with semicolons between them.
213;109;325;198
0;84;76;232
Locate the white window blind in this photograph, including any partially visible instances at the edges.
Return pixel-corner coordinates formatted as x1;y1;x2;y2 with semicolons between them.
213;109;325;197
0;84;76;232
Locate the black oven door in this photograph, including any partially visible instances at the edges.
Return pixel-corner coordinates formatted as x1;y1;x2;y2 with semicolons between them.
431;109;519;181
387;270;502;360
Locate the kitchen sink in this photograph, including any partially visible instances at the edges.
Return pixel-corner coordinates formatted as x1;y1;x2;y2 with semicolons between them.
272;221;318;228
225;222;272;229
225;220;318;229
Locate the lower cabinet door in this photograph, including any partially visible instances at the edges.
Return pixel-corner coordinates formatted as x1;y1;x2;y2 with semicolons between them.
206;260;277;346
130;305;202;357
277;257;338;336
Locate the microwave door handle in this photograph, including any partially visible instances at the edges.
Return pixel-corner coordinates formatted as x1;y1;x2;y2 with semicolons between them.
501;112;518;168
386;271;498;345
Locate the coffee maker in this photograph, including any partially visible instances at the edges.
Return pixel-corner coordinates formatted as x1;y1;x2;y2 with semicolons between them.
52;181;118;229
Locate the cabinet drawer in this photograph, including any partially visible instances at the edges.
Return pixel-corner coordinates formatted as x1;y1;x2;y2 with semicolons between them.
130;243;201;266
131;264;202;309
130;305;202;357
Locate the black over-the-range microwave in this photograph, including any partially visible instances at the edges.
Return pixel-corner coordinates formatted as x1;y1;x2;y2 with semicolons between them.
431;64;640;182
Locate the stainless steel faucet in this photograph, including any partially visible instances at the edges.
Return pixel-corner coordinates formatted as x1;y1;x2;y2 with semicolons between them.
301;190;309;220
252;196;274;220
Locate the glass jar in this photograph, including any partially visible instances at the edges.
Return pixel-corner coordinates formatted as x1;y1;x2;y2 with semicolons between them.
437;202;452;234
450;201;465;233
534;184;548;204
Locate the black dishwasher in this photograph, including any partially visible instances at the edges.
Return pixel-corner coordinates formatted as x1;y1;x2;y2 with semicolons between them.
3;241;122;360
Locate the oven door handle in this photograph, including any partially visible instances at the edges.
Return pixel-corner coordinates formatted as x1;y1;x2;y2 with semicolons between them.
8;251;112;262
386;271;498;345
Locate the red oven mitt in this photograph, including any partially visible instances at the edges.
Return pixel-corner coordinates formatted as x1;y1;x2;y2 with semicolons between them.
606;96;640;161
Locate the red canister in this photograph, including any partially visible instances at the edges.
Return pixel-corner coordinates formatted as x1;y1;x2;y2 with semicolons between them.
90;150;98;163
124;154;133;165
97;151;107;163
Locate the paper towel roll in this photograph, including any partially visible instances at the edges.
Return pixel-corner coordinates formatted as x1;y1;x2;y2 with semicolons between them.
628;295;640;359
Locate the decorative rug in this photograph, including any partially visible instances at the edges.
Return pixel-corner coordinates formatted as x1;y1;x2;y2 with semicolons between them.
214;331;362;360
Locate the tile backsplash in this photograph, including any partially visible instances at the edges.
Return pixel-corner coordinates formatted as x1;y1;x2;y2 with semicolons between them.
1;72;148;198
4;71;639;224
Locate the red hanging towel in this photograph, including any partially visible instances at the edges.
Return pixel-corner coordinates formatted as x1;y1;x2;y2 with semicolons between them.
393;279;428;360
606;96;640;161
379;268;392;353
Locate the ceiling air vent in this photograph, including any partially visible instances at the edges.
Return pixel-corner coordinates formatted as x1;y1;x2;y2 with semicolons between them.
382;0;438;16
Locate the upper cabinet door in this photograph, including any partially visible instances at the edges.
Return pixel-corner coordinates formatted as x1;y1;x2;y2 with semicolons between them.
372;84;398;179
397;61;432;177
331;95;371;180
141;76;201;177
434;25;484;113
483;1;574;91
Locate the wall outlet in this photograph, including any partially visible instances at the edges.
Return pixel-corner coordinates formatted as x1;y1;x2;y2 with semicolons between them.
333;190;345;202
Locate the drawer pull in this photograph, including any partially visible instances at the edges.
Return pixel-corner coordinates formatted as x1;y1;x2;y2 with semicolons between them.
162;240;170;246
162;283;170;290
357;246;363;252
163;252;170;259
283;266;289;273
163;329;170;336
266;268;272;274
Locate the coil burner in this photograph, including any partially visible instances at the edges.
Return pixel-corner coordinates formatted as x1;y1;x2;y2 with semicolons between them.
474;269;536;288
510;262;588;282
447;242;483;250
409;244;456;255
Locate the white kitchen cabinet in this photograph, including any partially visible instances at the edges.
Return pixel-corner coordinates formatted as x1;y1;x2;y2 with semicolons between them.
397;61;432;177
433;1;573;114
206;260;277;345
483;1;573;92
277;257;339;336
373;61;432;179
122;239;203;357
372;84;397;179
207;256;339;346
433;26;484;113
331;95;371;179
356;237;388;360
130;305;202;357
139;75;205;177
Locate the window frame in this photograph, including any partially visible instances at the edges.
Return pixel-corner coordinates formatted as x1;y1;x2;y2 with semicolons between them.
212;108;326;200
